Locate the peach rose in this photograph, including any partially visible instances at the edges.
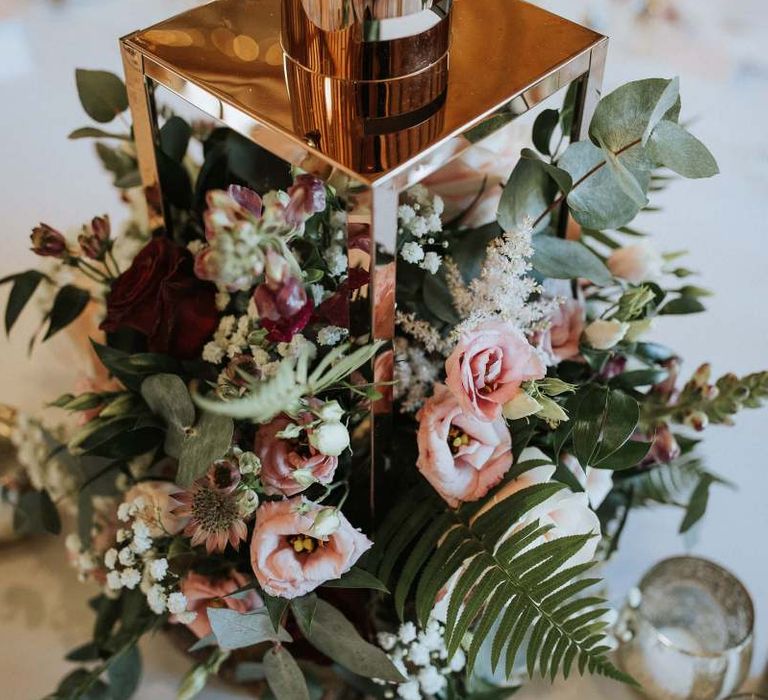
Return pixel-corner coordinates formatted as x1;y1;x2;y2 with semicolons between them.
446;320;546;422
416;384;513;507
542;299;585;364
607;243;663;284
254;416;338;496
174;571;263;639
477;448;601;566
373;262;396;340
124;481;188;537
250;498;371;599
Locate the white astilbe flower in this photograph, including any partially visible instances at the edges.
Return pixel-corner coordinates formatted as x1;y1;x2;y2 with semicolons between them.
317;325;349;346
393;339;441;413
446;223;557;339
395;313;451;356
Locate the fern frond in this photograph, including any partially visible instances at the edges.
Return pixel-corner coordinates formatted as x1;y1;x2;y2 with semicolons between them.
375;481;632;686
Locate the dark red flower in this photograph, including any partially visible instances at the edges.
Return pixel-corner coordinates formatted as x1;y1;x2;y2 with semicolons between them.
285;174;326;227
261;298;314;343
30;223;68;258
314;267;369;328
100;237;218;360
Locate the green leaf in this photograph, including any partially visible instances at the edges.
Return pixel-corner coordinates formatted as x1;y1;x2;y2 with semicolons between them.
422;270;461;325
598;137;648;208
611;369;669;389
75;69;129;123
521;149;573;194
95;142;137;186
559;140;650;231
44;285;90;341
589;78;681;151
4;270;46;335
107;645;142;700
660;296;706;315
642;77;680;145
290;595;318;634
262;593;289;632
532;236;612;286
593;440;651;471
178;411;234;485
68;127;129;141
679;474;714;533
294;599;405;683
572;386;608;466
263;646;309;700
159;116;192;162
497;157;556;233
322;567;389;593
13;488;61;535
533;109;560;156
593;390;640;463
647;121;719;179
207;609;291;651
140;374;195;457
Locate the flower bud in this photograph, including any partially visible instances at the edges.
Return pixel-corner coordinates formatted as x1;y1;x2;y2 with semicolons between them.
607;243;664;283
692;363;711;389
177;664;209;700
227;184;263;217
650;424;681;463
238;489;259;516
625;318;653;343
291;468;317;488
310;508;341;539
309;421;350;457
276;422;303;439
584;320;630;350
285;174;326;227
30;223;67;258
654;357;680;398
208;459;241;494
316;400;345;423
79;215;111;261
684;410;709;432
237;451;261;475
535;395;569;427
502;392;542;420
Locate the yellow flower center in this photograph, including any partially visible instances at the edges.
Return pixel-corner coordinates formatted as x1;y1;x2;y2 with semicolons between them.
448;427;471;454
289;535;323;554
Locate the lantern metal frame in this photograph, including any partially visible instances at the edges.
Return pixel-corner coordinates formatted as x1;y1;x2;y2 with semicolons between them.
120;0;607;517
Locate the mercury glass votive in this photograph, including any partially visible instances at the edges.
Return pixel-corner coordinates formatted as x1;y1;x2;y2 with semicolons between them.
615;557;754;700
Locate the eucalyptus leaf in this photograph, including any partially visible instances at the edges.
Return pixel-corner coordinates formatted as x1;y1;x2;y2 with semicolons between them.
208;608;291;651
294;599;405;683
422;271;460;325
290;595;318;635
68;127;129;141
532;236;612;285
642;77;680;145
559;140;650;231
159;116;192;163
44;285;91;341
532;108;560;156
75;69;129;123
107;645;142;700
497;157;556;233
263;646;310;700
178;411;234;486
521;149;572;194
589;78;682;151
598;137;649;208
323;567;389;592
140;374;195;458
14;489;61;535
646;121;719;179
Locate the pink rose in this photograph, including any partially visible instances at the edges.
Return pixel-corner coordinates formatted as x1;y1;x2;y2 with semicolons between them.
543;299;584;364
174;571;263;639
416;384;513;507
445;320;546;422
250;498;371;599
607;243;663;284
476;448;601;566
124;481;188;537
254;416;338;496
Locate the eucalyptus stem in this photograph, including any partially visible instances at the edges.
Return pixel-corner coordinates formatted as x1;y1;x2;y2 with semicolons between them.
532;137;643;229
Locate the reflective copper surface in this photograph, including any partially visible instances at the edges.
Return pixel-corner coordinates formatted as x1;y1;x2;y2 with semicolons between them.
122;0;606;185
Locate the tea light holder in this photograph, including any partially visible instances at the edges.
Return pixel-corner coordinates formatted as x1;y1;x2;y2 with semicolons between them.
119;0;607;517
615;556;754;700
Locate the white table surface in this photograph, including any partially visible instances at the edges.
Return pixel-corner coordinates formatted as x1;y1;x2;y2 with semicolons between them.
1;0;768;697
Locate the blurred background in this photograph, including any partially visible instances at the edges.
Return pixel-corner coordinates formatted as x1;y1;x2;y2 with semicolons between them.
1;0;767;697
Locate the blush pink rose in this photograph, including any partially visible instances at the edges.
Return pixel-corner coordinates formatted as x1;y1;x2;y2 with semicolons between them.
174;571;263;639
254;416;338;496
250;498;371;599
124;481;188;537
540;298;585;364
446;320;546;422
416;384;513;507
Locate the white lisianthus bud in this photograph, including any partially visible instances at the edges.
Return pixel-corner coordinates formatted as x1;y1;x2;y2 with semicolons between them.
502;392;542;420
177;664;210;700
584;320;630;350
238;489;259;516
625;318;653;342
607;243;664;283
310;508;341;539
309;421;350;457
535;395;570;427
316;400;345;423
291;469;317;488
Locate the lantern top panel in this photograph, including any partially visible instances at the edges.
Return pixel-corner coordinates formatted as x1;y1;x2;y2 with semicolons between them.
123;0;605;188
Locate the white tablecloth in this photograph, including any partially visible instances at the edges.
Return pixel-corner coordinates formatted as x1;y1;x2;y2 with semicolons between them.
1;0;767;697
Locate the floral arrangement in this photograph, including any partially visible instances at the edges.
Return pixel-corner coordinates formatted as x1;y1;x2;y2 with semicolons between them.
4;69;767;700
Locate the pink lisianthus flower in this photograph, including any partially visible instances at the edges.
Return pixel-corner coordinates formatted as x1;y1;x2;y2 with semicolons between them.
445;320;546;422
250;498;371;599
416;384;513;507
173;571;263;639
254;415;338;496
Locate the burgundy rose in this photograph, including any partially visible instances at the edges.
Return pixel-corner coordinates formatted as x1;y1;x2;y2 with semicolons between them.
100;237;218;360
